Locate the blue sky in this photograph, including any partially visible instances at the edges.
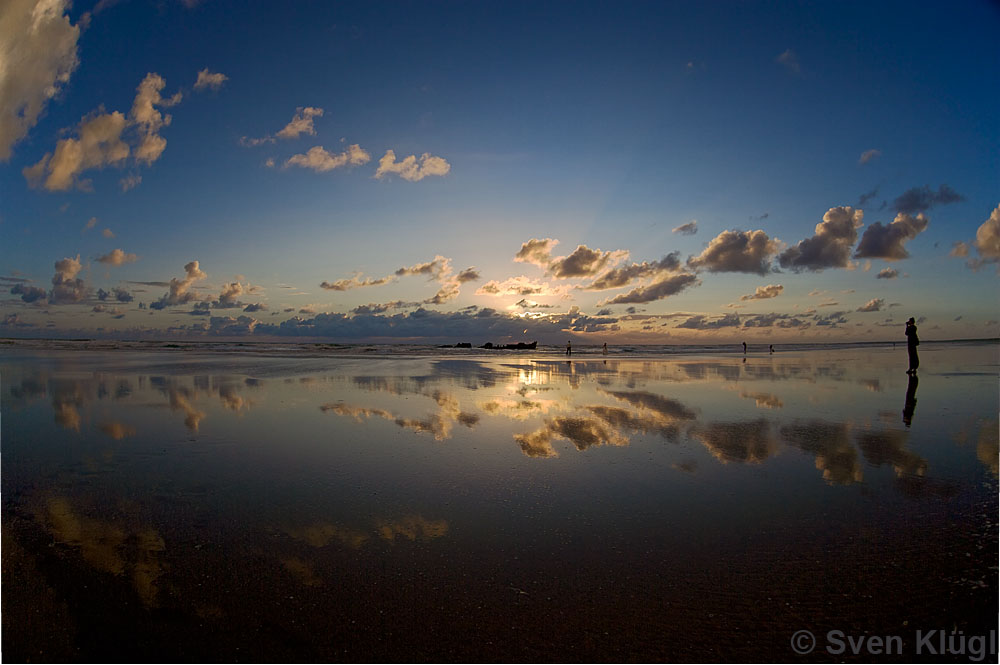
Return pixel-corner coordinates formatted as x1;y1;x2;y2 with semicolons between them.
1;0;997;342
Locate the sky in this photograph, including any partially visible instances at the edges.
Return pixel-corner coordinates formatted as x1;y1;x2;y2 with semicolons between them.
1;0;998;344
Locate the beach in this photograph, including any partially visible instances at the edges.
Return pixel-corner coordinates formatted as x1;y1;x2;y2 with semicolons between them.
2;341;997;661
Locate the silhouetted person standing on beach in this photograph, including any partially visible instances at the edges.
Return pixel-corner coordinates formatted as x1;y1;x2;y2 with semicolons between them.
602;342;608;355
742;341;747;355
769;344;774;354
905;317;919;374
566;340;572;356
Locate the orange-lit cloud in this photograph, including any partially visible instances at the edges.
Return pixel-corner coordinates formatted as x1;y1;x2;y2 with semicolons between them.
374;149;450;181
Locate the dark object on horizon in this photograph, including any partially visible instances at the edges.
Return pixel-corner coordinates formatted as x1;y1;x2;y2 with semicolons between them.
769;344;774;354
566;340;572;356
905;317;920;374
455;342;472;348
902;373;919;427
602;342;608;355
479;341;537;350
742;341;747;354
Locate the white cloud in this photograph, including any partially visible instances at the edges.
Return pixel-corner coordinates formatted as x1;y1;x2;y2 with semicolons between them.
193;68;227;91
0;0;81;160
102;227;115;238
374;150;450;181
284;144;371;172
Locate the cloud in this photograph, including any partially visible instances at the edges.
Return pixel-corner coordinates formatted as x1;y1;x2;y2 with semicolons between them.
0;0;81;160
778;207;863;272
676;313;741;330
966;204;1000;271
893;184;964;215
83;217;97;231
10;283;48;303
548;245;628;279
585;253;682;290
514;238;559;268
858;149;881;165
775;48;800;74
476;275;558;297
739;284;783;301
101;228;115;238
741;312;810;329
276;106;323;139
257;306;618;341
242;302;267;313
854;212;929;260
672;220;698;235
321;256;473;305
512;299;555;309
856;298;884;312
96;248;138;266
688;229;779;275
949;241;969;258
350;301;416;315
814;311;849;327
193;68;227;91
395;255;450;280
96;286;133;303
24;111;129;190
284;144;370;172
119;173;141;191
23;72;180;190
600;273;699;305
50;255;87;303
876;268;898;280
858;186;880;207
150;260;207;309
320;274;392;291
129;73;180;164
374;150;450;181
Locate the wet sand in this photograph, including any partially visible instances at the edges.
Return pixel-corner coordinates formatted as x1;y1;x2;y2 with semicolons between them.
2;342;997;661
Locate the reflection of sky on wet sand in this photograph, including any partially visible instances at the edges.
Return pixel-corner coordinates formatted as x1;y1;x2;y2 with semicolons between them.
2;344;996;660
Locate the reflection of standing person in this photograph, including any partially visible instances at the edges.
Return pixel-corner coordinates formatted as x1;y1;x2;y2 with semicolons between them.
566;340;572;356
905;317;919;374
742;341;747;355
902;373;919;427
602;342;608;355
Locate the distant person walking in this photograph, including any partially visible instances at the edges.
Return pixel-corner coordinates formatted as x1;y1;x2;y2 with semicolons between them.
905;317;919;374
602;342;608;355
566;340;572;356
742;341;747;355
769;344;774;354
